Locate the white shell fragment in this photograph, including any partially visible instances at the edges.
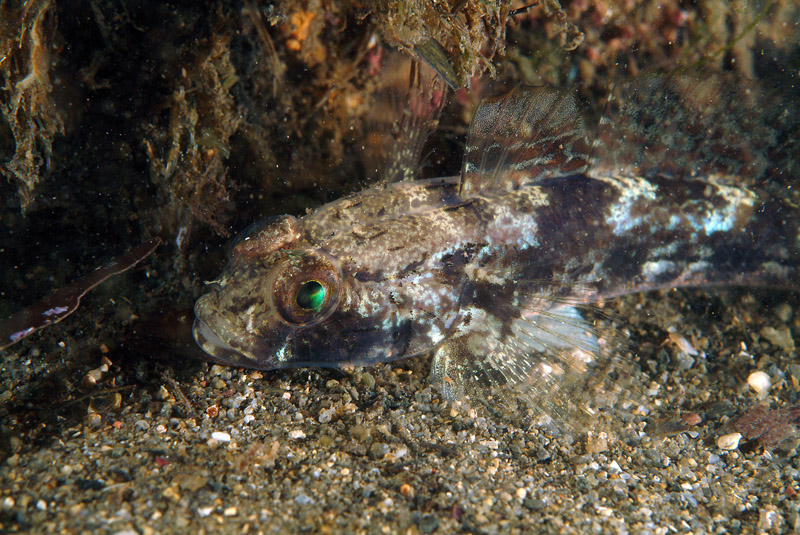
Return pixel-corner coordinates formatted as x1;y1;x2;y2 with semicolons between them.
668;333;699;356
747;371;771;398
717;432;743;450
211;431;231;442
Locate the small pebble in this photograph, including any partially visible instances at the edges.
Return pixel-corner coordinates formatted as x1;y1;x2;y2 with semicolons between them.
774;303;793;323
163;486;181;503
418;513;439;534
360;372;375;389
668;333;699;356
176;474;208;492
87;413;103;429
681;412;703;426
369;443;391;459
747;371;771;398
717;432;743;450
350;424;370;442
585;432;608;454
211;431;231;443
318;408;335;424
295;494;314;505
288;430;306;440
197;506;214;517
83;369;103;388
211;377;226;390
760;326;795;350
134;420;150;431
394;445;408;459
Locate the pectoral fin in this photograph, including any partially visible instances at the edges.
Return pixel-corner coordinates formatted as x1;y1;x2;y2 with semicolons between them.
430;303;635;426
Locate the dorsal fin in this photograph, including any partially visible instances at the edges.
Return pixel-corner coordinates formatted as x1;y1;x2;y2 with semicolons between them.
591;71;800;186
459;85;591;195
370;58;446;184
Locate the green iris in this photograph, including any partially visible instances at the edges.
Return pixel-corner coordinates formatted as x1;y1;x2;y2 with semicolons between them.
296;280;326;310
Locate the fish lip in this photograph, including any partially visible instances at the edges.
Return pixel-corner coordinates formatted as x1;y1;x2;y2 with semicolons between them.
192;317;233;358
192;317;257;368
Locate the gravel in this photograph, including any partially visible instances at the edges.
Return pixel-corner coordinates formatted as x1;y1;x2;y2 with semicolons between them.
1;289;799;534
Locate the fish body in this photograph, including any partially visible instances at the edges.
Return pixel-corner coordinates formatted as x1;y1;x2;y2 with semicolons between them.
193;72;799;410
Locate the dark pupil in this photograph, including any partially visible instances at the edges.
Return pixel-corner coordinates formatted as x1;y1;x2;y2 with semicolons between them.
296;280;326;310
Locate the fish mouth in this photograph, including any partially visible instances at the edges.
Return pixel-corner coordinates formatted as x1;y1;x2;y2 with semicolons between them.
192;289;263;368
193;317;248;366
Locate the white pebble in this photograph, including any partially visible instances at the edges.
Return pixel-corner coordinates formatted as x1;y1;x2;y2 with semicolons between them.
747;371;771;397
295;494;314;505
318;408;335;423
197;506;214;517
394;445;408;459
288;429;306;440
717;432;743;450
211;431;231;442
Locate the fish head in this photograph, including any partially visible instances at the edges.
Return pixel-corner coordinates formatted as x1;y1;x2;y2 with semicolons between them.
193;211;456;370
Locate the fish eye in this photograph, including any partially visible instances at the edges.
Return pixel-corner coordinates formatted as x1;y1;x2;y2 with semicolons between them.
269;251;341;326
296;280;326;310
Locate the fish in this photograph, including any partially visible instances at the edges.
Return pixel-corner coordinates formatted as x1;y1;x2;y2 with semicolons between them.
192;67;799;420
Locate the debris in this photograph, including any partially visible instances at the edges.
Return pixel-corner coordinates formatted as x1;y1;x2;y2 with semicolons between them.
372;0;511;88
0;239;161;350
724;404;800;451
646;412;702;438
143;34;240;237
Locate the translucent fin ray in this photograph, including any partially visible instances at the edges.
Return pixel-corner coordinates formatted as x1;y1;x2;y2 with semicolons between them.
591;71;800;185
430;299;637;430
459;85;591;195
381;60;447;184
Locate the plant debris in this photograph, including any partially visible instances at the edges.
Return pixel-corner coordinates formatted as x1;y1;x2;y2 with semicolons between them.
723;404;800;451
0;238;160;350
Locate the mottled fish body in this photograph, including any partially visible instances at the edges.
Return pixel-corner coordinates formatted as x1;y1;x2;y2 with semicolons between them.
193;71;798;413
